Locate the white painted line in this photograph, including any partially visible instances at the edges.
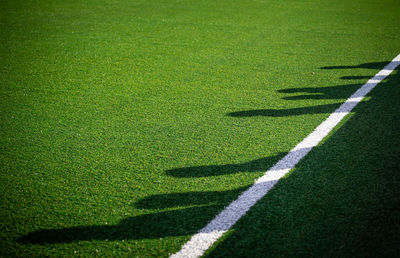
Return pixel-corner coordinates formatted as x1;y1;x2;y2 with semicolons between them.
171;54;400;258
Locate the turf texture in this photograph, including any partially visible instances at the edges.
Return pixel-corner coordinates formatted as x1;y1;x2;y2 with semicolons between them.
0;0;399;256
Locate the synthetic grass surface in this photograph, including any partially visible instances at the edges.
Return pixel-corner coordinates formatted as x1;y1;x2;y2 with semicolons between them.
1;0;399;256
206;67;400;258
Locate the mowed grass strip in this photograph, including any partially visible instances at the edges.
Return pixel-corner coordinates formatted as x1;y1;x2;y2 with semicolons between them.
0;0;399;256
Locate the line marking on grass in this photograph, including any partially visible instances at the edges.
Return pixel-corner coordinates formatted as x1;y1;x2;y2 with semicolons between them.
171;54;400;258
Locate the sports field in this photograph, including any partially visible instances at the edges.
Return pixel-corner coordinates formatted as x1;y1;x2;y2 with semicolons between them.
1;0;399;256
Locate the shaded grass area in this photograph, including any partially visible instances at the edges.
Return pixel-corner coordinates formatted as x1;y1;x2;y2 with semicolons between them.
206;70;400;257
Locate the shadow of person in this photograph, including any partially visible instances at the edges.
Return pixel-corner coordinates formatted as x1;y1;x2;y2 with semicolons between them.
278;83;362;100
340;75;373;80
135;187;247;210
226;60;392;118
18;205;223;244
228;103;341;117
166;153;285;178
227;83;361;118
320;61;390;70
19;186;249;245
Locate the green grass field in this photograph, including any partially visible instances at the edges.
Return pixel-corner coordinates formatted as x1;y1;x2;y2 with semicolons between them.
1;0;399;256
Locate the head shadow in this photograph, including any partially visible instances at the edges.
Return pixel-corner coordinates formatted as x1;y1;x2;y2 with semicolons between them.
19;185;249;245
228;103;341;117
277;83;362;101
166;153;286;178
226;60;392;118
134;187;247;210
18;206;216;244
320;61;391;70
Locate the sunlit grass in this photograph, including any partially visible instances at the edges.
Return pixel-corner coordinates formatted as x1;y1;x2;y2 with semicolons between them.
0;0;399;256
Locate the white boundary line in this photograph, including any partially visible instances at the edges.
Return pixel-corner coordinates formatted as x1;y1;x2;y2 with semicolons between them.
171;54;400;258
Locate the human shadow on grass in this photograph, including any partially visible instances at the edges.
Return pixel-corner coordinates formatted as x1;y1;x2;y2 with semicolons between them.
275;60;392;101
169;61;391;177
227;60;391;118
18;207;211;244
278;83;362;100
19;187;247;244
134;187;247;210
227;84;360;118
320;61;391;70
166;153;286;178
340;75;372;80
228;103;341;117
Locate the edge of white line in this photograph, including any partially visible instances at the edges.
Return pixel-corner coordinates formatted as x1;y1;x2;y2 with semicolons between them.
171;54;400;258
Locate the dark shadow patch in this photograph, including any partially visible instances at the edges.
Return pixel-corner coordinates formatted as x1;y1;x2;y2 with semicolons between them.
340;75;373;80
320;61;390;70
166;154;285;178
19;206;221;244
278;84;362;100
19;186;251;245
228;103;340;117
135;187;247;210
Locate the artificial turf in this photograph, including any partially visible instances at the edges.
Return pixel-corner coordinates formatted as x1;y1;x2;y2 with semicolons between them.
205;63;400;258
0;0;399;256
